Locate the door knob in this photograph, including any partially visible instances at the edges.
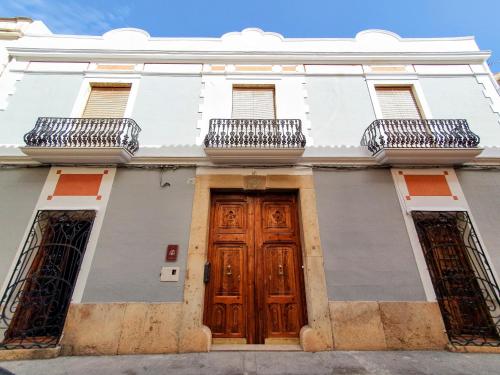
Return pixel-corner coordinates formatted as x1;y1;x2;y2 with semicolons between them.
278;264;284;276
226;264;233;276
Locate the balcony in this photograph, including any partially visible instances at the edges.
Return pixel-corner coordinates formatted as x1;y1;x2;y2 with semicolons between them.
20;117;141;164
203;119;306;164
360;119;483;165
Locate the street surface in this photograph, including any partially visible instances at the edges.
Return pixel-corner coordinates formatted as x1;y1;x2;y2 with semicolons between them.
1;350;500;375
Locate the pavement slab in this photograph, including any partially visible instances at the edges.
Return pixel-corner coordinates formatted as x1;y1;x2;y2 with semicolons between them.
1;351;499;375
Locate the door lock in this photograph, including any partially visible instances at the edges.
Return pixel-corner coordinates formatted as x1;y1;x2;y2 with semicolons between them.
203;262;211;283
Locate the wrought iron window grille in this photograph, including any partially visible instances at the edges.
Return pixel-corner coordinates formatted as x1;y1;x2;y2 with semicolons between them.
360;119;480;155
204;119;306;149
0;210;96;349
412;211;500;347
23;117;141;154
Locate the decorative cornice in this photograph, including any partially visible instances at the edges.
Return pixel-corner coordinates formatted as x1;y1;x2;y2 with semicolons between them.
17;27;479;43
3;154;500;167
6;48;491;65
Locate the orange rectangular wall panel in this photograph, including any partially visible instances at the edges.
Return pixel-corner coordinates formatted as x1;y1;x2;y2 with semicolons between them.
235;65;273;72
53;174;103;196
96;64;135;71
404;175;452;197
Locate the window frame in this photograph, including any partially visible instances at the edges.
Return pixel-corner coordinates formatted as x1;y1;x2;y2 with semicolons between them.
366;79;433;120
231;84;277;120
391;168;500;303
374;85;423;119
81;83;132;118
70;76;140;118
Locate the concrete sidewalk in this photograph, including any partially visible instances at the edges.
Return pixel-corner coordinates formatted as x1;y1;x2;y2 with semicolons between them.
1;351;499;375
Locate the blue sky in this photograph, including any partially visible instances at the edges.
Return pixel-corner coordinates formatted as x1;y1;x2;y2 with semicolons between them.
1;0;499;70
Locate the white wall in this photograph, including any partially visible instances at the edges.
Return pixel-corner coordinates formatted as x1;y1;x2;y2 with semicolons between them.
197;67;311;144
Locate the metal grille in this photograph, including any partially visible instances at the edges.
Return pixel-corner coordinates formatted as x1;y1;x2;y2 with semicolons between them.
412;211;500;346
0;210;95;349
360;119;480;155
23;117;141;154
204;119;306;149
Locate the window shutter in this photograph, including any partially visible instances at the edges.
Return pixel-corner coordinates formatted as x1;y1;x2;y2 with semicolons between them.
82;86;131;118
376;87;422;119
232;88;275;119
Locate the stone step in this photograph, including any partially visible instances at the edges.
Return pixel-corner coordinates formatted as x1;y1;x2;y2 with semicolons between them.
211;344;302;352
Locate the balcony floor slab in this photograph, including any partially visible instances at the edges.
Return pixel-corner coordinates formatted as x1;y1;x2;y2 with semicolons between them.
373;147;484;165
19;147;133;164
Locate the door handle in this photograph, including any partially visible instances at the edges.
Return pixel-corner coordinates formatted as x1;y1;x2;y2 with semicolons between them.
278;264;284;276
203;262;211;284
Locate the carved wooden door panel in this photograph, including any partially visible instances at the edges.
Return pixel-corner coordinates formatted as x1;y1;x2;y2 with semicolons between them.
204;194;252;342
204;192;306;344
255;195;306;343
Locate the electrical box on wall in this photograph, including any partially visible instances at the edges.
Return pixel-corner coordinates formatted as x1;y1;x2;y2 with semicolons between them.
160;266;179;282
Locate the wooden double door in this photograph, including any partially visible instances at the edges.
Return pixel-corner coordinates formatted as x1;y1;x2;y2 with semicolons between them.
203;191;307;344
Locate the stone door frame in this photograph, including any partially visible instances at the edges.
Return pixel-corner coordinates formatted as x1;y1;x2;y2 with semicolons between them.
178;171;334;352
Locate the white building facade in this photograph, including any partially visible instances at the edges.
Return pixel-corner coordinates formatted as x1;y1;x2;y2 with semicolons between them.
0;22;499;357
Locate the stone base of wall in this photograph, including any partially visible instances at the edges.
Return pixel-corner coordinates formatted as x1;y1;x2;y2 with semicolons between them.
0;346;61;361
446;343;500;354
58;301;449;355
60;302;181;356
329;301;449;350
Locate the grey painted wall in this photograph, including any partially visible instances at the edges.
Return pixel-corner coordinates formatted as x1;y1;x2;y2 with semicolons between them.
0;167;48;286
131;75;201;146
307;76;376;146
82;167;195;302
0;73;83;144
314;169;426;301
419;76;500;145
456;170;500;276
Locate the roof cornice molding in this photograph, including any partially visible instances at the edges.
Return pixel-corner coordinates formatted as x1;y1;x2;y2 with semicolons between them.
7;47;491;64
18;27;477;43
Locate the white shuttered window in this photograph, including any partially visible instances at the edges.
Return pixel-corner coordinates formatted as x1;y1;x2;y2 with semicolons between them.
82;85;131;118
232;87;275;119
376;86;422;119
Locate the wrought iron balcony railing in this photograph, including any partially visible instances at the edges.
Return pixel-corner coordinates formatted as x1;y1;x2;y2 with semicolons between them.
360;119;480;155
204;119;306;149
23;117;141;155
